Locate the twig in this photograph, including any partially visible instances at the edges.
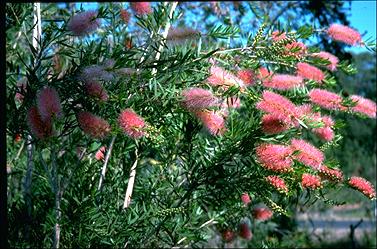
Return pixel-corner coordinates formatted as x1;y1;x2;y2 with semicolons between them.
123;147;139;209
98;136;116;192
23;135;34;244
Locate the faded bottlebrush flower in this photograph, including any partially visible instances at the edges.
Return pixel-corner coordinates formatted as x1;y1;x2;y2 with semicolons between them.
95;146;106;161
296;62;325;82
67;10;101;36
256;91;299;125
241;193;251;205
15;80;27;102
308;89;345;111
120;9;130;24
118;108;146;139
301;173;322;189
252;207;273;221
284;41;307;58
37;87;63;121
195;110;226;136
261;114;290;134
255;143;294;172
27;106;53;139
80;65;115;82
318;165;343;182
350;95;376;118
348;176;376;199
221;229;235;242
312;51;339;71
239;223;252;240
266;175;289;193
271;31;287;41
263;74;304;90
181;87;219;110
221;97;241;109
327;24;362;46
290;139;324;169
130;2;152;15
237;69;255;86
85;80;109;102
207;66;245;88
116;68;138;76
166;27;200;44
77;111;111;139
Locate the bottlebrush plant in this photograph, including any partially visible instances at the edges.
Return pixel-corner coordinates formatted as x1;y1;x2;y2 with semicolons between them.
6;2;376;248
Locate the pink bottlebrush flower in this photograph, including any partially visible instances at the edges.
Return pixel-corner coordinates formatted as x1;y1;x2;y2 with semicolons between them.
166;27;200;44
95;146;106;161
271;31;287;41
195;110;227;135
221;97;241;109
239;223;252;240
313;127;335;141
15;80;27;102
85;80;109;102
296;62;325;83
221;229;235;242
130;2;152;15
255;143;294;172
237;69;255;86
301;173;322;189
256;90;299;125
14;133;22;143
257;67;274;82
261;114;290;134
67;10;101;36
308;89;345;111
327;24;362;46
120;9;130;24
241;193;251;205
348;176;376;199
80;65;115;82
350;95;376;118
296;104;315;118
27;106;53;139
77;111;111;139
263;74;304;90
266;175;289;193
37;87;63;121
291;139;324;169
181;87;219;110
207;66;245;88
318;165;343;182
312;51;339;71
252;207;273;221
118;108;146;139
285;41;307;58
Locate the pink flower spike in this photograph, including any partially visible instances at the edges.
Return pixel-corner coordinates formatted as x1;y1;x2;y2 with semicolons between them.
308;89;345;111
271;31;287;41
166;27;200;44
296;62;325;82
263;74;304;90
348;176;376;199
301;173;322;189
327;24;362;46
130;2;152;15
241;193;251;205
252;207;273;221
195;110;226;136
85;80;109;102
284;41;307;58
118;108;146;139
237;69;255;86
77;111;111;139
256;90;299;125
207;66;245;88
181;87;219;110
27;106;53;140
255;143;294;172
67;10;101;36
239;223;252;240
290;139;324;169
266;175;289;194
350;95;376;118
313;127;335;141
37;86;63;121
95;146;106;161
257;67;274;81
318;165;343;182
312;51;339;71
261;114;290;134
120;9;130;24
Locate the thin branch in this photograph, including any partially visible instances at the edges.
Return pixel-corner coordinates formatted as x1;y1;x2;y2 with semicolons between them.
98;136;116;192
123;147;139;209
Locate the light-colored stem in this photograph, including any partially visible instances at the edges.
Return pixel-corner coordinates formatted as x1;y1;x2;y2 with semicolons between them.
98;136;116;191
32;3;42;53
123;147;139;209
23;135;34;242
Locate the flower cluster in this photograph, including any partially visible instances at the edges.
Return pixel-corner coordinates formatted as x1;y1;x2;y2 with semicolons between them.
266;175;289;194
118;109;146;139
301;173;322;189
255;143;294;172
348;176;376;199
77;111;111;139
67;10;101;36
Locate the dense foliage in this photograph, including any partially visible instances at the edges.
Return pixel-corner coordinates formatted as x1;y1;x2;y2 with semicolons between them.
6;2;376;248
